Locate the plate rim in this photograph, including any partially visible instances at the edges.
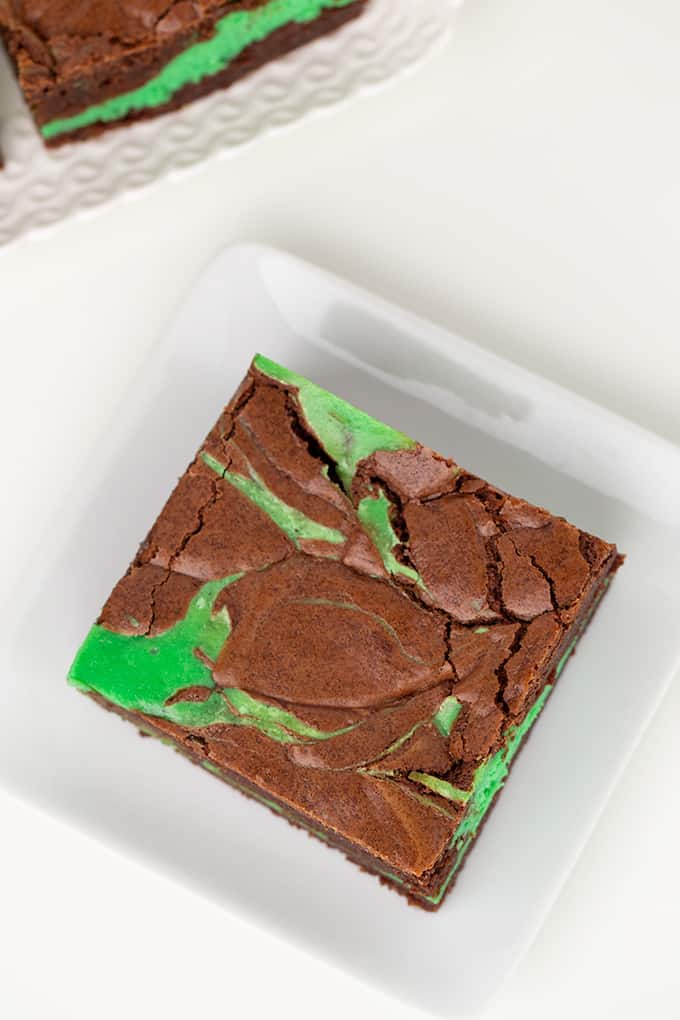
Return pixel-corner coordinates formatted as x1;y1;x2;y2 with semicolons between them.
2;242;679;1017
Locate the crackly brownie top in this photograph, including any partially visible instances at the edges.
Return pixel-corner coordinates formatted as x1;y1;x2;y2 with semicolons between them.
70;354;616;877
0;0;269;81
1;1;247;45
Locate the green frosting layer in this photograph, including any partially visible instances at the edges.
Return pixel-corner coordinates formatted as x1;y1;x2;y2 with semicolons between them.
69;575;240;713
432;694;462;737
41;0;357;140
254;354;416;490
201;451;344;548
357;490;421;584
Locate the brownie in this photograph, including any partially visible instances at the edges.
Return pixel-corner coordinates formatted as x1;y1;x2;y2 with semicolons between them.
0;0;367;146
69;355;623;910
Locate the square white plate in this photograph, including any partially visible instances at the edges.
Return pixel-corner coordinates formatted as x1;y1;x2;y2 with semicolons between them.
2;244;679;1016
0;0;459;246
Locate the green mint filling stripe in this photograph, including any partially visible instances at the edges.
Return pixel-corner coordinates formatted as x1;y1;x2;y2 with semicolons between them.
357;489;422;584
164;691;244;729
254;354;416;491
201;450;344;548
42;0;358;139
425;684;554;904
224;687;358;741
68;574;241;713
432;694;462;736
408;772;471;804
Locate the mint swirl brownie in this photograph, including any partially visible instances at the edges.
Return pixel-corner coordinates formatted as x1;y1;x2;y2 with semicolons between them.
0;0;367;146
69;355;622;909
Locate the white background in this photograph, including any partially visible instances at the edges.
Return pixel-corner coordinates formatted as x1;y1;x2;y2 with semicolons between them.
1;2;679;1018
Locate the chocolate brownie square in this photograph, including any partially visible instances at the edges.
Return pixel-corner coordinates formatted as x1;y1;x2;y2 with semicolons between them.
69;355;622;909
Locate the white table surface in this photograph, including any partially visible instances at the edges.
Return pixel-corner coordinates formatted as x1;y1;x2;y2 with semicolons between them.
1;2;679;1018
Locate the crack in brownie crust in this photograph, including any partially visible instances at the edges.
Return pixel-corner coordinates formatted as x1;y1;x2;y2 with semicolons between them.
69;354;623;909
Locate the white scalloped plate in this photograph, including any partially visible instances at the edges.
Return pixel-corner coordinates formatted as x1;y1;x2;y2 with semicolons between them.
1;245;679;1016
0;0;459;246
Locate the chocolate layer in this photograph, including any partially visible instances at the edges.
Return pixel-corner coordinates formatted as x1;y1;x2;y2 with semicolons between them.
69;355;623;909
